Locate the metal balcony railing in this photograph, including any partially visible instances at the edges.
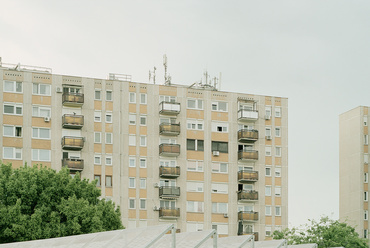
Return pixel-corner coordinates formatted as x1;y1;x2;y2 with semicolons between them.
159;123;180;136
159;101;180;115
159;207;180;219
159;144;180;157
238;109;258;121
159;186;180;199
238;190;258;202
61;136;84;150
62;92;84;107
62;114;84;129
238;211;259;222
237;129;258;143
238;170;258;183
159;166;180;178
62;158;84;171
238;150;258;161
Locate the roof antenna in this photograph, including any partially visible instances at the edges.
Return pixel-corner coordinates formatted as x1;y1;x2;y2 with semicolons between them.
149;66;156;84
163;54;171;85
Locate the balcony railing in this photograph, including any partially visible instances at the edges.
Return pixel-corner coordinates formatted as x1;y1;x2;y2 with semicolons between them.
62;92;84;107
159;207;180;219
238;231;258;241
237;129;258;143
62;114;84;129
159;144;180;157
159;186;180;199
159;123;180;136
238;190;258;202
159;101;181;115
159;166;180;178
61;136;84;150
238;170;258;183
62;158;84;171
238;211;259;222
238;150;258;161
238;109;258;121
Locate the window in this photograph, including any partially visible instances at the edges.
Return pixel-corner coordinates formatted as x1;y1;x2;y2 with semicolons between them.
187;182;204;192
140;158;147;168
187;119;204;130
94;132;101;143
212;163;228;173
129;135;136;146
94;111;102;122
4;81;22;93
365;229;368;239
265;167;271;176
265;127;271;137
187;160;203;172
140;116;147;125
365;135;369;145
105;133;113;144
187;139;204;151
212;203;228;213
32;83;50;95
365;154;369;164
94;155;101;165
3;147;22;160
275;107;281;117
129;92;136;103
211;101;228;112
106;113;112;123
211;141;228;153
275;206;281;216
265;186;272;196
160;117;176;124
212;122;228;133
187;99;203;110
106;176;112;187
32;106;51;118
265;146;272;156
275;186;281;196
140;136;147;146
160;160;177;167
211;183;228;194
160;138;177;144
140;178;146;189
365;173;368;183
4;126;22;137
160;179;176;187
265;226;272;236
129;157;136;167
276;147;282;157
365;210;368;220
160;200;176;208
4;103;22;115
95;90;101;100
365;192;368;201
129;178;136;188
187;201;204;213
140;93;147;104
95;175;101;187
129;199;136;209
274;127;281;137
187;223;204;232
265;206;272;216
106;91;112;101
365;116;368;126
105;155;112;165
265;106;272;117
160;95;176;102
129;114;136;125
32;149;51;161
140;199;146;209
275;167;281;177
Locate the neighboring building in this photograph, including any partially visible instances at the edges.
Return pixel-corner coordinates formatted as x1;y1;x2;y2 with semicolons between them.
0;61;288;240
339;106;369;238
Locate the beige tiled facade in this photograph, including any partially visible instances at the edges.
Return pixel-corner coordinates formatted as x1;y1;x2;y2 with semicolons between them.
0;64;288;240
340;106;369;238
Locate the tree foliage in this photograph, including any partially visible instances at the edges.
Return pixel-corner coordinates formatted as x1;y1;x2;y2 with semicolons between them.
273;216;367;248
0;163;123;244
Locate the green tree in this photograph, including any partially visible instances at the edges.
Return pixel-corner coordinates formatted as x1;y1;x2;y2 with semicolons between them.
0;163;123;244
273;216;367;248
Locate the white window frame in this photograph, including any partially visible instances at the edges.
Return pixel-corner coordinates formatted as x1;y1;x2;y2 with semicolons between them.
160;160;177;167
3;147;22;160
265;226;272;236
187;181;204;192
365;192;369;201
265;167;272;176
31;149;51;162
106;90;113;101
105;155;112;166
94;132;101;143
105;175;112;187
187;98;203;110
4;125;22;138
275;186;282;196
186;201;204;213
211;162;228;173
275;147;282;157
95;90;102;100
212;121;228;133
275;107;281;117
211;183;228;194
129;114;136;125
129;157;136;167
187;160;203;172
140;158;147;168
265;146;272;156
94;154;101;165
265;106;272;117
275;127;281;137
32;83;51;96
275;167;282;177
94;175;101;187
140;93;147;104
105;133;113;144
365;135;369;145
140;136;147;147
187;119;204;130
94;111;102;122
365;116;368;126
105;112;112;123
140;115;147;126
365;173;369;183
129;135;136;146
129;177;136;188
275;206;281;216
129;92;136;103
129;198;136;209
140;178;147;189
365;210;369;220
211;202;228;214
32;105;51;118
265;127;271;137
140;198;146;209
265;186;272;196
160;95;176;103
265;206;272;216
3;103;23;116
4;80;22;93
211;101;228;112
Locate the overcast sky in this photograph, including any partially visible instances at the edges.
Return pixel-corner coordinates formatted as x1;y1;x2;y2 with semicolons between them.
1;0;370;227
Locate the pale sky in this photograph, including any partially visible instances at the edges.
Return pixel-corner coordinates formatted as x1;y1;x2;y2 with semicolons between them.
1;0;370;227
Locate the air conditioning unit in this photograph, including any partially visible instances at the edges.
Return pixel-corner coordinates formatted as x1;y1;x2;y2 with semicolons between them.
213;151;220;156
56;87;63;93
265;115;271;120
153;206;159;211
266;135;272;140
223;213;229;218
153;183;159;188
44;117;51;122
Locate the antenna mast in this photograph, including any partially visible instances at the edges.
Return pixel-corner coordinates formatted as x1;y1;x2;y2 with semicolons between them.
149;66;156;84
163;54;171;85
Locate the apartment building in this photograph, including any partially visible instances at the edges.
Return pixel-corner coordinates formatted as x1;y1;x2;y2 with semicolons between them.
0;62;288;240
340;106;370;238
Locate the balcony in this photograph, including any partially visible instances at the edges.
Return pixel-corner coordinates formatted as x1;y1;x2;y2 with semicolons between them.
62;92;84;107
159;186;180;199
61;136;84;150
238;170;258;183
62;114;84;129
159;123;180;136
238;190;258;202
238;232;258;241
62;158;84;171
159;144;180;157
159;166;180;178
238;211;259;222
238;150;258;161
159;207;180;219
238;109;258;122
159;101;180;115
237;129;258;143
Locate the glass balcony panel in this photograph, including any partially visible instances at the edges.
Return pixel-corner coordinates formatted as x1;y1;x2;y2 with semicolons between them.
238;211;259;222
159;166;180;178
159;144;180;157
61;136;84;150
62;114;84;129
62;158;84;171
237;129;258;143
238;190;258;202
159;123;180;136
238;150;258;161
238;170;258;183
238;109;258;121
159;101;181;115
159;207;180;219
159;186;180;199
62;93;84;107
